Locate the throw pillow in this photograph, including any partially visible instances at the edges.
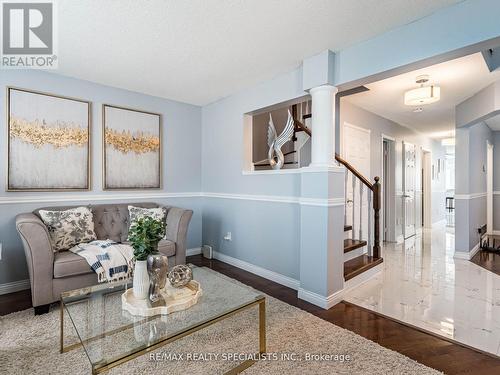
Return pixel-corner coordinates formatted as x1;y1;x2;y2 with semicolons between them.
127;206;167;240
39;206;97;252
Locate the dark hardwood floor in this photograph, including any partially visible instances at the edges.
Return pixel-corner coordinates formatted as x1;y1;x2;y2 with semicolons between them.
471;249;500;276
1;255;499;374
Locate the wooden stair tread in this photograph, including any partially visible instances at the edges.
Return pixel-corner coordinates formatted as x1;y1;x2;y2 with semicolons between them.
344;239;367;253
344;225;352;232
344;255;383;281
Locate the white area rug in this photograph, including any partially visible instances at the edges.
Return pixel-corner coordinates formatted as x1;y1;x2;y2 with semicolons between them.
0;273;441;374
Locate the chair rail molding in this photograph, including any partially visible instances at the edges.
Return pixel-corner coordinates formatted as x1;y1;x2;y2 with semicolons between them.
0;192;203;205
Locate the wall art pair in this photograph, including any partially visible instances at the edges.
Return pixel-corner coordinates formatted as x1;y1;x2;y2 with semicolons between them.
6;87;162;191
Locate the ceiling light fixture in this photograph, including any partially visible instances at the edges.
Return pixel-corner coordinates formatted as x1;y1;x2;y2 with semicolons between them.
441;138;455;146
404;75;440;106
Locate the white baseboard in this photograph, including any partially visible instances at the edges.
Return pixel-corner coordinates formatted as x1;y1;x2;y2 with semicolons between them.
0;279;30;295
186;247;202;256
212;250;300;290
297;288;344;309
454;243;480;260
491;230;500;236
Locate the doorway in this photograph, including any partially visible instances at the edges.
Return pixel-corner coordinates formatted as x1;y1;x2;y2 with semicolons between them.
382;136;396;242
422;149;432;229
403;142;417;239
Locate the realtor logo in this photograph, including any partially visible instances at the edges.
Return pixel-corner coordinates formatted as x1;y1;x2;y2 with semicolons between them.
1;0;58;68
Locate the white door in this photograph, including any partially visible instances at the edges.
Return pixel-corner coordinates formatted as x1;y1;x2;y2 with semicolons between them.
403;142;416;239
343;123;370;240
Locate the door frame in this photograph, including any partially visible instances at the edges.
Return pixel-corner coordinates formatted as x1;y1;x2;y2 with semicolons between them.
422;148;432;229
381;134;396;242
487;140;494;234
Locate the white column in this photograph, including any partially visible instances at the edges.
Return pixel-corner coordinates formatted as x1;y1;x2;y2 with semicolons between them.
309;85;338;167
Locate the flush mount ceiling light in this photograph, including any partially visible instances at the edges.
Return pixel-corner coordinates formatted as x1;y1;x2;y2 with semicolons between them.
441;138;455;146
404;75;440;106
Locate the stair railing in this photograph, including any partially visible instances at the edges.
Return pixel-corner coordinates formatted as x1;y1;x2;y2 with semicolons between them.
335;153;381;259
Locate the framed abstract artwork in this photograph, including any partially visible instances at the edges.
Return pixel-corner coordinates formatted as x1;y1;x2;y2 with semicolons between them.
7;87;91;191
102;104;161;189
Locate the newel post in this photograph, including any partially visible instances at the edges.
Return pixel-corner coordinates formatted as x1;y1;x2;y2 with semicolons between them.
373;176;381;258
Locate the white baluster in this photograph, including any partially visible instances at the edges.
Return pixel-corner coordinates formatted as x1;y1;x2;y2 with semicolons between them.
368;189;372;256
344;171;348;225
359;184;364;240
352;176;356;231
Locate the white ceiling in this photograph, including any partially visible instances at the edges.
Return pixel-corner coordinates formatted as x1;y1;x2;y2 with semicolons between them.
55;0;461;106
344;53;500;139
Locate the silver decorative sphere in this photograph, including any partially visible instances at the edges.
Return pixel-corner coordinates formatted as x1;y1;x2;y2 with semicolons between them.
167;265;193;287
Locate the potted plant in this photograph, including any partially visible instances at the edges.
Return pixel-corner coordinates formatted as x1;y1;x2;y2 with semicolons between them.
128;216;166;299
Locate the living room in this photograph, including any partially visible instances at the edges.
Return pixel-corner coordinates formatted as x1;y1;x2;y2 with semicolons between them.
1;1;500;374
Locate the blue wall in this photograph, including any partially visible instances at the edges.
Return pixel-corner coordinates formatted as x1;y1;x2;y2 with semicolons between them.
0;70;203;285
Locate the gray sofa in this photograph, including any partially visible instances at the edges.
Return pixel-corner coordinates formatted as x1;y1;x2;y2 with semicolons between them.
15;202;193;315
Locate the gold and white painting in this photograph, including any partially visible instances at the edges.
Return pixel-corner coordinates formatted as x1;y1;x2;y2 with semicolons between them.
103;105;161;189
7;88;90;191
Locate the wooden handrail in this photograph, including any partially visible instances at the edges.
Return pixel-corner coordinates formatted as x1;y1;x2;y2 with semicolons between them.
335;153;381;259
335;153;373;191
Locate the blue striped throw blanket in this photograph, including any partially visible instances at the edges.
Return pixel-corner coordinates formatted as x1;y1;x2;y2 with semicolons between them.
69;240;134;283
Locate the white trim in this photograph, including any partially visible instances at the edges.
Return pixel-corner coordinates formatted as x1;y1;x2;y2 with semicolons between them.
0;192;202;205
300;165;345;174
297;288;344;309
416;227;423;235
396;235;404;244
344;262;383;292
454;243;480;260
186;247;202;256
203;192;299;204
454;192;487;200
0;191;345;207
242;169;302;175
381;133;396;142
299;197;344;207
0;279;30;295
203;192;344;207
492;230;500;236
493;191;500;195
212;250;300;290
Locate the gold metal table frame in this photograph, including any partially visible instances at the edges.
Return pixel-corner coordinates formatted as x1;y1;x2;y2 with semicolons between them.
60;292;266;375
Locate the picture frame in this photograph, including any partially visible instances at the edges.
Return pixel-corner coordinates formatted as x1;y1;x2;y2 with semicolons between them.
6;87;91;191
102;104;162;190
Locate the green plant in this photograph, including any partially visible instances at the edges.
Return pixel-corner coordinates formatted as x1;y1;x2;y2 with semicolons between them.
128;217;166;261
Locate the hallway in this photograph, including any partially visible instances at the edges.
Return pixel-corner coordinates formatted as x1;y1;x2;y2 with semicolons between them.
344;224;500;356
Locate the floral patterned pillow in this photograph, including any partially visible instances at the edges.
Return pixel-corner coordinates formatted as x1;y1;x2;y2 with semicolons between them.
39;206;97;252
127;206;167;240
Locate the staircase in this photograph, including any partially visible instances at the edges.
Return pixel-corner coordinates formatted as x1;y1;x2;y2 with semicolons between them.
336;154;383;282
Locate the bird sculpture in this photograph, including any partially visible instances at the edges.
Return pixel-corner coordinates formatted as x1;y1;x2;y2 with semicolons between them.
267;110;294;170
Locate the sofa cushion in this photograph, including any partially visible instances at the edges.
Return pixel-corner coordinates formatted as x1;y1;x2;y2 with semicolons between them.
54;251;93;278
127;206;167;240
39;206;97;252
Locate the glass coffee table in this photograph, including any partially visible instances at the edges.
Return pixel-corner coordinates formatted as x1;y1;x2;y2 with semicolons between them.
60;266;266;374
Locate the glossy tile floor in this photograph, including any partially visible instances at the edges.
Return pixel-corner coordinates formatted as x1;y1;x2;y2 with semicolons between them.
344;223;500;356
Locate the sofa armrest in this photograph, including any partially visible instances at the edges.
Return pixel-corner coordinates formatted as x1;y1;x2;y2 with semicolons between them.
164;207;193;266
16;213;55;307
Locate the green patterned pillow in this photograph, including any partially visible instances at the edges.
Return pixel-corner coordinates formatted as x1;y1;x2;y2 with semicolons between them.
39;206;97;252
127;206;167;240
